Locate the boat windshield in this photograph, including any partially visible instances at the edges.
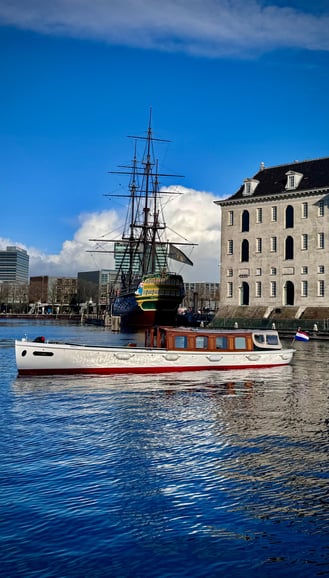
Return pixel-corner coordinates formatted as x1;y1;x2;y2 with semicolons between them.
253;332;281;349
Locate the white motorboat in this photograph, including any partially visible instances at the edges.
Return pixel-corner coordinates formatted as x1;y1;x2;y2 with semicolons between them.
15;326;295;376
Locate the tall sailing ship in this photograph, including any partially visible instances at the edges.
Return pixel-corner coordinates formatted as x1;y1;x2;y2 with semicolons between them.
91;113;194;329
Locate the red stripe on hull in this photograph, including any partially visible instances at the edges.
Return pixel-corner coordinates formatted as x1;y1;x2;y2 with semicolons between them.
18;361;291;377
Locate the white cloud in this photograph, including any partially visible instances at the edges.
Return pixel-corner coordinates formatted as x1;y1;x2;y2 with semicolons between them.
0;0;328;57
0;187;222;282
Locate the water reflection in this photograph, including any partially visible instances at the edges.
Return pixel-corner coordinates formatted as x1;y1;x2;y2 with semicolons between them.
2;327;329;576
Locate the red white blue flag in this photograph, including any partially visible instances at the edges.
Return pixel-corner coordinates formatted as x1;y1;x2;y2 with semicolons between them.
295;330;309;342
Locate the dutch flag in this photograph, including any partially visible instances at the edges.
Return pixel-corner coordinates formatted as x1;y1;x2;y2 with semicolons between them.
295;330;310;342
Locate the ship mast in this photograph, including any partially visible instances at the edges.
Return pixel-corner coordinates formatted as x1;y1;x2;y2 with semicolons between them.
89;111;190;292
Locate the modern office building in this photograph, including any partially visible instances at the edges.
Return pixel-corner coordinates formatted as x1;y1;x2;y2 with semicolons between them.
114;241;167;274
0;246;29;283
216;156;329;314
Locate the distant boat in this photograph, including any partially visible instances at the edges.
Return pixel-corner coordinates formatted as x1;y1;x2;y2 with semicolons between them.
15;327;295;376
90;112;194;329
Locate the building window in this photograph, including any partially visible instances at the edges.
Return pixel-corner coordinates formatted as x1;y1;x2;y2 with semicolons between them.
256;268;262;276
227;240;233;255
301;266;308;274
301;234;308;250
285;236;294;259
302;202;308;218
227;282;233;298
318;200;325;217
270;267;277;275
301;280;308;297
256;208;263;223
285;205;294;228
318;265;325;274
288;174;295;189
318;232;324;249
241;210;249;232
271;206;277;222
255;281;262;297
270;237;277;252
270;281;277;297
241;239;249;262
285;170;303;190
227;268;233;277
228;211;234;226
256;238;262;253
318;280;325;297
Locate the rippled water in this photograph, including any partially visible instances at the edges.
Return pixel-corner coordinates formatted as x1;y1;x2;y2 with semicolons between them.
0;320;328;577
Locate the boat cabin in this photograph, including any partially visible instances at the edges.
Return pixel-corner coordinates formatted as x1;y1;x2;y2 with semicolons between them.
145;327;283;352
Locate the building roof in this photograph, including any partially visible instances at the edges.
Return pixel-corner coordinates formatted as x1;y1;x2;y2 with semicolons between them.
223;156;329;202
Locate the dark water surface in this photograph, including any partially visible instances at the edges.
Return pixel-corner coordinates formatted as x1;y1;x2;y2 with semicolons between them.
0;320;328;577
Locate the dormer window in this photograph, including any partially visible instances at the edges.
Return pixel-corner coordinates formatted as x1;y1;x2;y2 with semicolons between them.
243;178;259;196
285;170;303;190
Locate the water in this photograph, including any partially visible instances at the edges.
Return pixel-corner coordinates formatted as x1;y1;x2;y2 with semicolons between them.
0;320;328;577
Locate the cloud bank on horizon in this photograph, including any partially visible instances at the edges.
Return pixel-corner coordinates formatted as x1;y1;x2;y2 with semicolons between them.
0;187;223;282
1;0;329;57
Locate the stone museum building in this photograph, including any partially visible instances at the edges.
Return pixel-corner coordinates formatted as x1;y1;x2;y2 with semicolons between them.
216;156;329;318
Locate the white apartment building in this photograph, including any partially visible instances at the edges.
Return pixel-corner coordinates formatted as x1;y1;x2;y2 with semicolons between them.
215;156;329;311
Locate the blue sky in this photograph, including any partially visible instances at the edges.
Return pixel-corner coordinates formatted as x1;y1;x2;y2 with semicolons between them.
1;0;328;282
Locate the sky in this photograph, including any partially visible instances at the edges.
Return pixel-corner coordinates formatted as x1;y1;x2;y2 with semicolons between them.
1;0;329;282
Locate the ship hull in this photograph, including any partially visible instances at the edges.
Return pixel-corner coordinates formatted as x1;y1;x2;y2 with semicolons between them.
112;272;184;329
112;294;179;329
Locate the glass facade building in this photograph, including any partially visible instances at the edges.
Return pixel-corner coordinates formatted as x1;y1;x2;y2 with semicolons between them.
0;246;29;283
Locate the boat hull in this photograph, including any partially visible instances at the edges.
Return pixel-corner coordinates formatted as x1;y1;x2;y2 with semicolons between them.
15;339;295;376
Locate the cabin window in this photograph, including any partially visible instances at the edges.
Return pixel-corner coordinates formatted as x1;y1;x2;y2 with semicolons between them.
195;336;208;349
216;336;228;349
266;334;279;346
174;335;188;348
234;337;247;349
254;334;265;345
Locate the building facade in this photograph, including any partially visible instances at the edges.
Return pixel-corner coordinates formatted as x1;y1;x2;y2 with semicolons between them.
77;270;118;309
0;246;29;283
182;282;220;311
216;156;329;311
29;276;77;312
